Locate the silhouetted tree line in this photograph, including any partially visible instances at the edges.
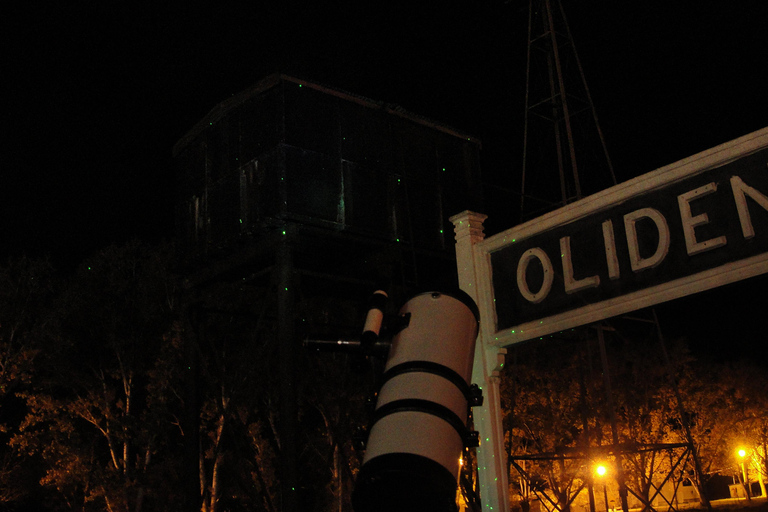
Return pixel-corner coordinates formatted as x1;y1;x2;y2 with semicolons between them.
0;241;374;511
2;242;767;512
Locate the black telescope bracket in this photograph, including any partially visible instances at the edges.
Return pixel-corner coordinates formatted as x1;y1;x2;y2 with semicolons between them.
465;384;483;448
302;290;409;358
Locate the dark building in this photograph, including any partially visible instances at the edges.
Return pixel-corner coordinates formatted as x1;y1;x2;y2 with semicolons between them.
172;73;484;510
174;73;483;301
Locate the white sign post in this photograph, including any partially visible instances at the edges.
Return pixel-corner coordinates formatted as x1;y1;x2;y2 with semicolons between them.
452;126;768;511
452;210;509;512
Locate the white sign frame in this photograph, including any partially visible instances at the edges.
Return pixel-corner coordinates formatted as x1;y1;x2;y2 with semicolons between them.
478;126;768;347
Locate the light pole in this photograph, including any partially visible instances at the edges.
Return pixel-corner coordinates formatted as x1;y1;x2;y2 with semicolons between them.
596;464;610;512
737;448;751;501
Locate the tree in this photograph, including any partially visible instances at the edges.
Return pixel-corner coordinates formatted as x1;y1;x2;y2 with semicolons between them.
737;364;768;497
503;337;593;512
606;322;687;510
0;256;56;508
502;322;707;512
672;361;744;496
300;351;371;512
0;257;54;402
706;362;768;499
190;278;282;512
11;241;182;512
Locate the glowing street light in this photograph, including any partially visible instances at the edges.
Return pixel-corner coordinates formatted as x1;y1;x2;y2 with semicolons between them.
737;448;751;501
596;464;610;512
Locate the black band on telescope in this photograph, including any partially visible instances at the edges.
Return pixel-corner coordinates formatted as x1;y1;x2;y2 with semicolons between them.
371;398;469;444
368;291;388;312
380;360;471;402
352;452;459;512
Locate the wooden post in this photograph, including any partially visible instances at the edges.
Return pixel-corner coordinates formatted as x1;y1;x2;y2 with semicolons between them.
451;211;509;512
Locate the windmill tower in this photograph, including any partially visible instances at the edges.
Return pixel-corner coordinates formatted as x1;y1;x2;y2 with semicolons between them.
508;4;710;512
519;0;616;221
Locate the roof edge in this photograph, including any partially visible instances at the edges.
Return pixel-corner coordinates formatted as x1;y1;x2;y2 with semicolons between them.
173;73;481;157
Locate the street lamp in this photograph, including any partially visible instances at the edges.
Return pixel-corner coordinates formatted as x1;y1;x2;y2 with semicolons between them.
737;448;751;501
596;464;610;512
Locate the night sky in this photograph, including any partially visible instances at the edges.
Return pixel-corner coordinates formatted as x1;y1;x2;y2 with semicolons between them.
5;1;768;362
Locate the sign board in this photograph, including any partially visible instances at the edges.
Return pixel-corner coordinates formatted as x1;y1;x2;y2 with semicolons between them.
451;127;768;512
478;127;768;346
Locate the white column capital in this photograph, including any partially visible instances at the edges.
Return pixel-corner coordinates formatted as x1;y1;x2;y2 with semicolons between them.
450;210;488;245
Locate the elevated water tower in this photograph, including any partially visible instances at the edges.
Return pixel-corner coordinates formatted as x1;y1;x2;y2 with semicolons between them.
173;73;484;510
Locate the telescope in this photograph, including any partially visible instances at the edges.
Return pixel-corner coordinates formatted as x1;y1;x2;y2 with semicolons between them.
351;290;482;512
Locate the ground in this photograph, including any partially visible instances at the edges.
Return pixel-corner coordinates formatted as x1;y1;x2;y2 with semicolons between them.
671;497;767;512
